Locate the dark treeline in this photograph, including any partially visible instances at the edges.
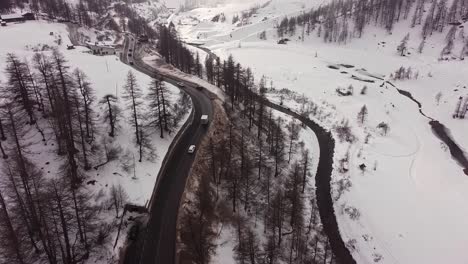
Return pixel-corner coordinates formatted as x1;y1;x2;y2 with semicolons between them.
275;0;468;46
157;24;203;74
114;3;157;39
1;0;110;27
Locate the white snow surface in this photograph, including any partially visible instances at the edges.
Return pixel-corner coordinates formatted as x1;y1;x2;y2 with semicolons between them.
172;0;468;263
0;20;190;262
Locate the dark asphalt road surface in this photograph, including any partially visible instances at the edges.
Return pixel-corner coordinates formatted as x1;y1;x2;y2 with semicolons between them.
121;36;214;264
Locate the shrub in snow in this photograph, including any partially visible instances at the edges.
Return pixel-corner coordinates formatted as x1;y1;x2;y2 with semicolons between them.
334;177;352;201
336;85;354;96
110;184;128;217
392;66;418;80
344;206;361;221
365;133;372;144
120;149;135;173
373;253;384;262
397;33;410;56
334;121;355;143
435;92;443;105
377;122;390;135
360;85;368;95
359;163;367;172
96;224;114;246
346;239;358;252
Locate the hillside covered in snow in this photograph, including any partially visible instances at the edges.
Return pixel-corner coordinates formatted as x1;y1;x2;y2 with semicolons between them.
0;18;191;263
1;0;468;263
170;0;468;263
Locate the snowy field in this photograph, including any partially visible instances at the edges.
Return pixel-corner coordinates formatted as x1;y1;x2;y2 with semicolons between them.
171;0;468;263
0;20;190;261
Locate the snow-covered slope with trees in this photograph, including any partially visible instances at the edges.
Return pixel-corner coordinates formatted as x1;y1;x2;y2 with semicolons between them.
171;0;468;263
0;20;190;263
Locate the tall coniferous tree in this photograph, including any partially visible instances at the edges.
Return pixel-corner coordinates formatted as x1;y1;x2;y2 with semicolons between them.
51;49;80;186
122;71;143;145
74;69;95;139
4;54;36;125
99;94;120;137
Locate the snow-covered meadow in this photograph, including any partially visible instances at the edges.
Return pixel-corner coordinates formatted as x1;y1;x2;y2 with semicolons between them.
170;0;468;263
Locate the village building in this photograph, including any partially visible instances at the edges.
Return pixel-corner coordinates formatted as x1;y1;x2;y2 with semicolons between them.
86;41;116;55
0;12;35;24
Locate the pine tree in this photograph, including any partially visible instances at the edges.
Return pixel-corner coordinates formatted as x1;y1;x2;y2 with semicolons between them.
397;33;410;56
357;105;368;124
32;52;56;117
4;53;36;125
99;94;120;137
51;49;80;185
74;69;96;139
122;71;143;145
147;77;166;138
0;186;25;264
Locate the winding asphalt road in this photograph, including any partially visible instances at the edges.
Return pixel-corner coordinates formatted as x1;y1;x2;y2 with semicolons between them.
120;36;354;263
121;37;214;264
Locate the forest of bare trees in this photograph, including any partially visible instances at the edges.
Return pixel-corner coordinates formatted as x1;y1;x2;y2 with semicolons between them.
0;46;188;262
0;49;104;263
1;0;156;37
161;28;335;261
275;0;468;57
157;24;203;74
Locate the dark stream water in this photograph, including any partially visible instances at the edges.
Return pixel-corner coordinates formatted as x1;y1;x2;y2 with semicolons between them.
389;81;468;175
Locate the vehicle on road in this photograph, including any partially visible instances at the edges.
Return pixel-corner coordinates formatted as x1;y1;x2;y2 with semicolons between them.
177;82;185;87
196;85;203;90
129;61;134;65
201;115;209;126
188;145;196;154
129;48;132;52
128;53;132;57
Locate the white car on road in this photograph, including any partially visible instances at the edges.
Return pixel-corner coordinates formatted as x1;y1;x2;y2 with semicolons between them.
188;145;196;154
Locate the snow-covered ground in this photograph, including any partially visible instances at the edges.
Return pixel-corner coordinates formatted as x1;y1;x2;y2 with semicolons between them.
171;0;468;263
142;52;226;99
210;108;321;264
0;20;190;261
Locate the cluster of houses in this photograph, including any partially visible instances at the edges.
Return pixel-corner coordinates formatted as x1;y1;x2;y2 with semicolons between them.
0;12;35;26
1;12;150;58
85;35;148;56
